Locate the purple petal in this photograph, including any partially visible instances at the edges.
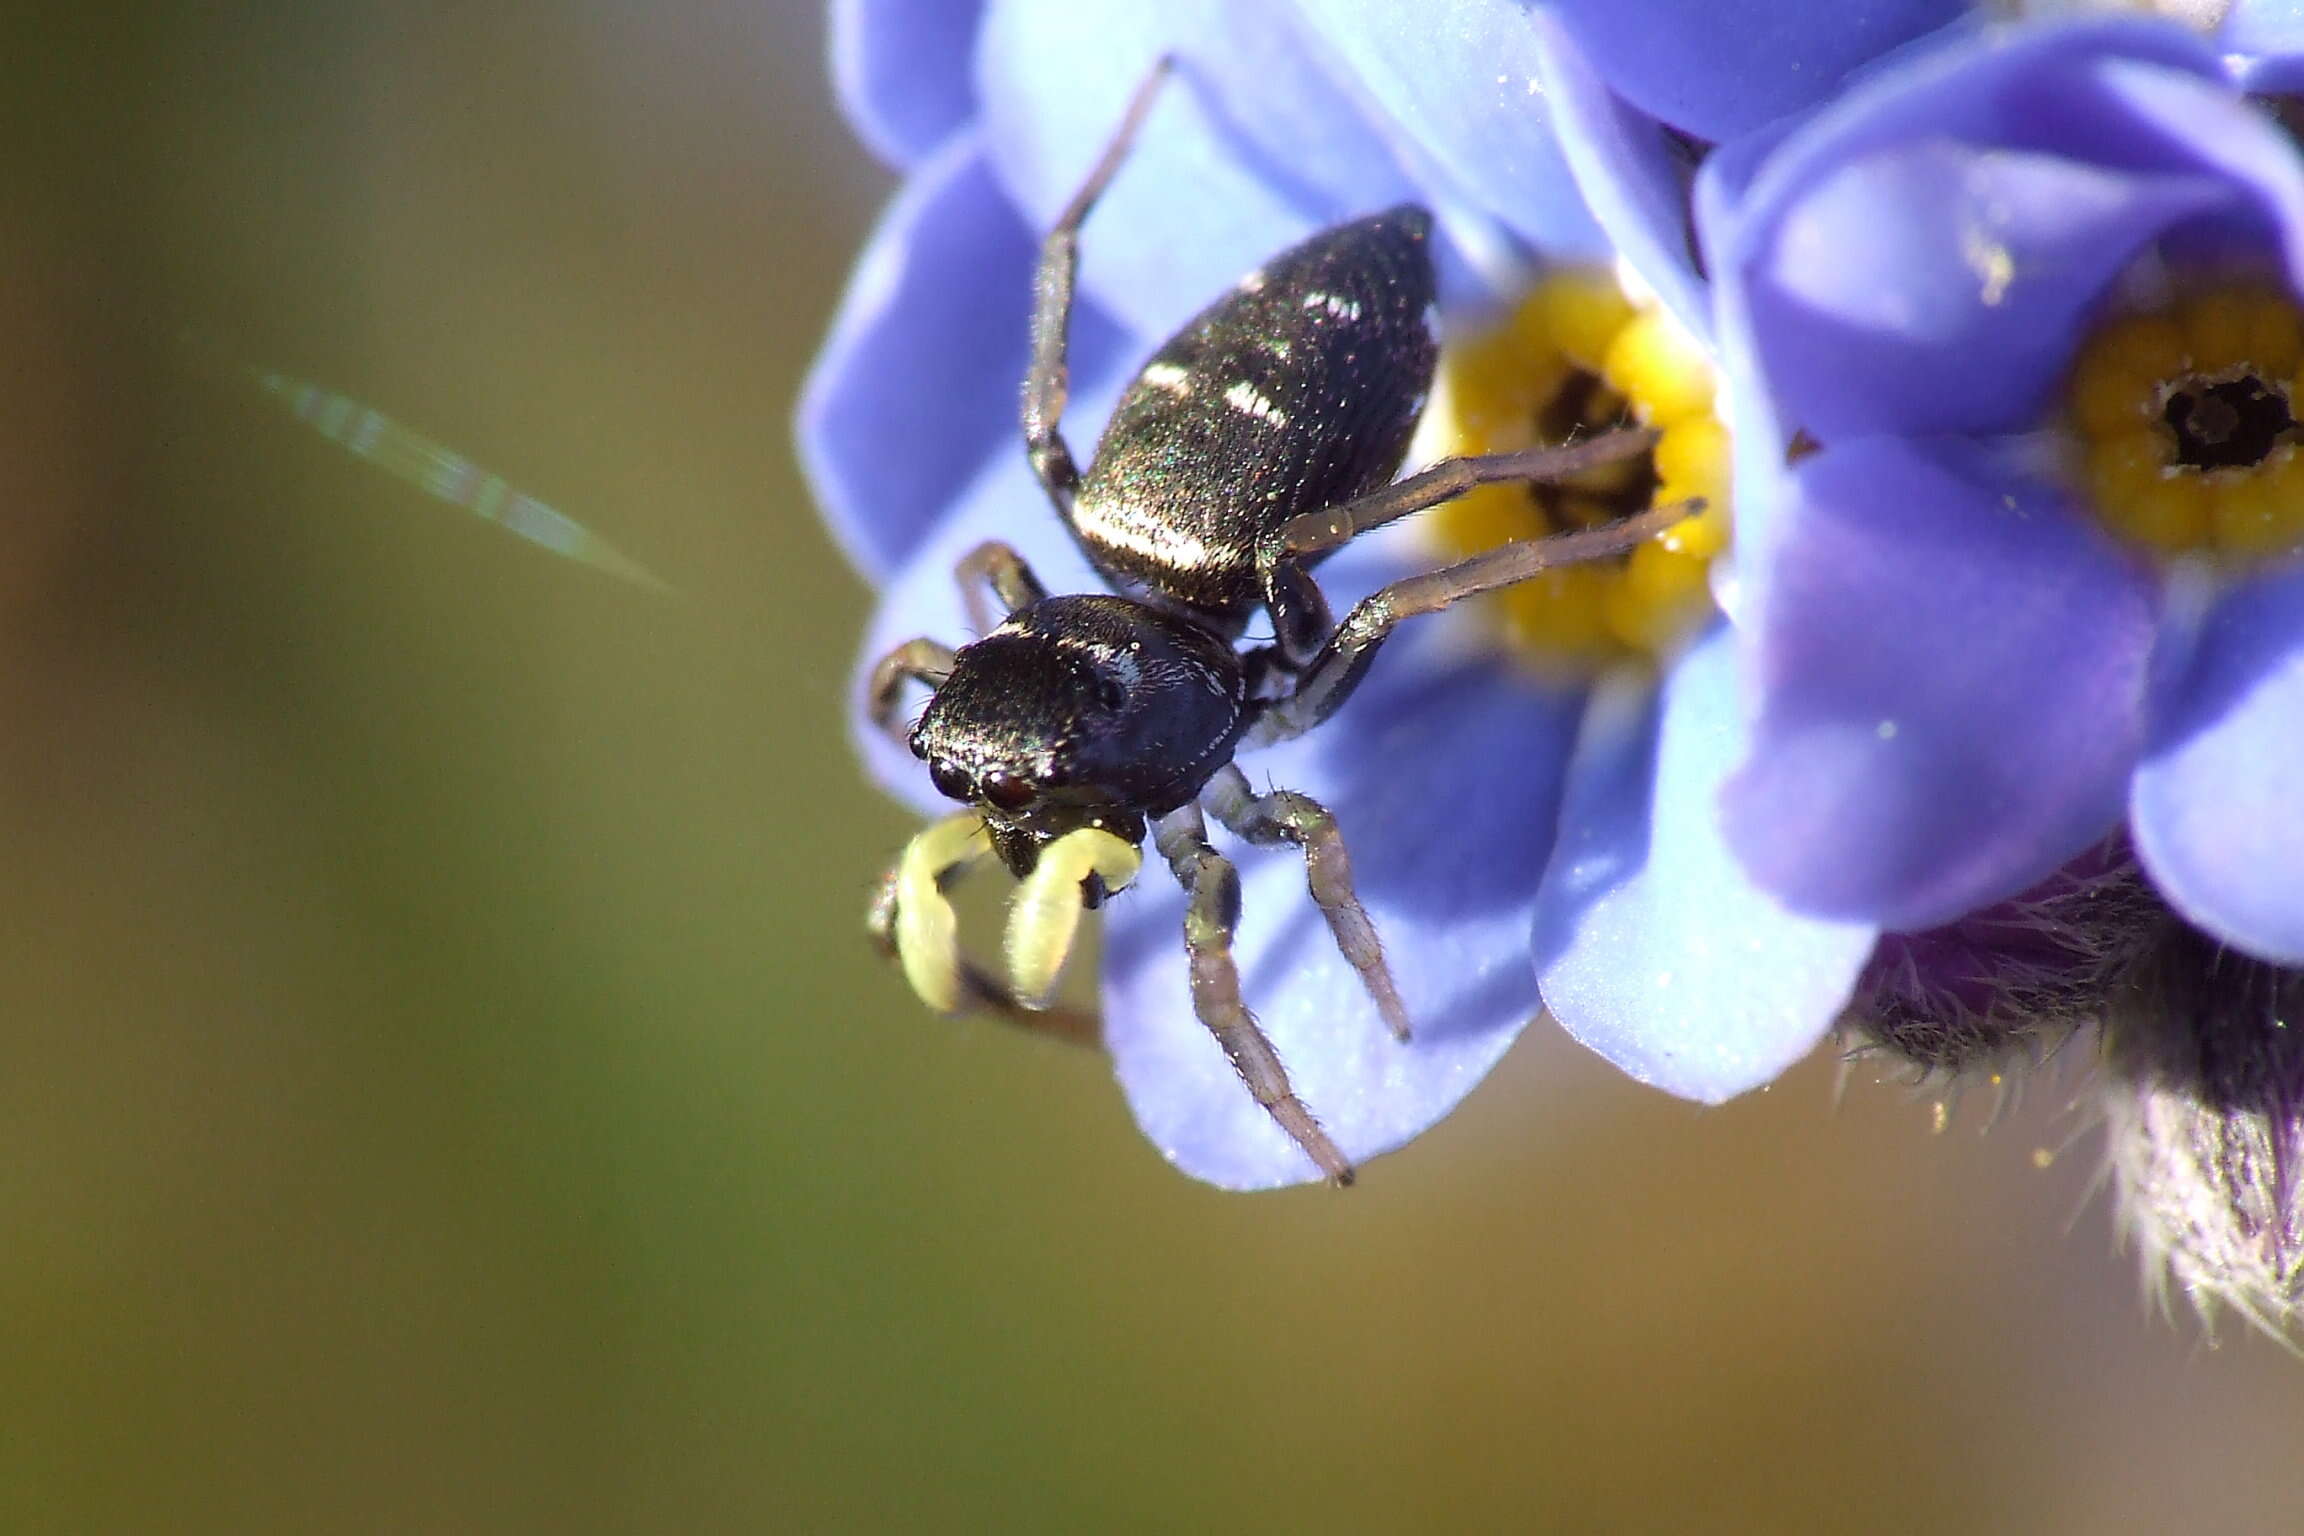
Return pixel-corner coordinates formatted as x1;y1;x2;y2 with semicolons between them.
1284;0;1606;265
1535;627;1877;1102
1745;138;2232;442
1528;10;1709;341
2134;565;2304;965
2225;0;2304;95
1106;652;1585;1189
976;0;1425;340
1718;17;2223;173
829;0;985;167
1723;436;2157;931
1545;0;1963;142
1709;20;2303;442
798;135;1128;580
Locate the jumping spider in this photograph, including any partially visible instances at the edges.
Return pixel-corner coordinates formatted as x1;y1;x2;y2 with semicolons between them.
865;61;1687;1184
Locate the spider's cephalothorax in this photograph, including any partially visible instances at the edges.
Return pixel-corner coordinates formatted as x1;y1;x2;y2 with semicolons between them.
911;592;1246;877
864;61;1689;1185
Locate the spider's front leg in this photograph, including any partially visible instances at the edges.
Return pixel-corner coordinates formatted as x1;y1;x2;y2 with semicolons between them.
866;640;957;754
1021;58;1173;521
1202;765;1409;1042
954;539;1049;634
868;540;1054;744
1153;802;1354;1185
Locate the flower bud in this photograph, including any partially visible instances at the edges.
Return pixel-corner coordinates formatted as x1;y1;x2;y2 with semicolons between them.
2102;923;2304;1336
1844;841;2162;1082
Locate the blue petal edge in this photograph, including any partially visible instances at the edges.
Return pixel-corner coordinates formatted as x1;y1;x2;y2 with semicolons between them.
799;134;1127;582
1535;626;1876;1103
829;0;985;168
2133;562;2304;966
1107;649;1588;1190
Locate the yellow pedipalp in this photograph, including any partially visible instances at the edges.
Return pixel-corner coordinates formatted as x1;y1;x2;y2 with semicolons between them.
893;813;996;1014
1005;828;1143;1012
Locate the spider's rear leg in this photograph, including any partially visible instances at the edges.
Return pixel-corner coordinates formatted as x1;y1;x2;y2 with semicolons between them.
1252;431;1701;747
1253;426;1662;681
1276;427;1659;562
1153;802;1355;1185
1203;765;1409;1042
1256;496;1695;744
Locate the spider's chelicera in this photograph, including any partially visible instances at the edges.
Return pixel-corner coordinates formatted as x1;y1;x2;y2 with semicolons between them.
864;62;1687;1184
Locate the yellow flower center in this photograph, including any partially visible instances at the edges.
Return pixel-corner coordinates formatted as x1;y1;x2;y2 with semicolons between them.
2068;281;2304;560
1423;270;1731;669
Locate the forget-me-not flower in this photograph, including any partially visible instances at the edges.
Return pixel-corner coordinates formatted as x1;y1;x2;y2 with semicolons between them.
1696;11;2304;1325
797;0;1981;1188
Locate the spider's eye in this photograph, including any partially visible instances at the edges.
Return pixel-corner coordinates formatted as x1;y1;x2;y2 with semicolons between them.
929;763;970;802
1096;676;1127;713
980;769;1035;812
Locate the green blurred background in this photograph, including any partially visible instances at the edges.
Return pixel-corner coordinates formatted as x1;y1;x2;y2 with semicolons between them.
4;4;2299;1532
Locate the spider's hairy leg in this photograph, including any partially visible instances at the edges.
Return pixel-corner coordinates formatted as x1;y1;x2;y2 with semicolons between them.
865;637;958;748
1274;427;1659;561
1021;56;1175;519
1253;495;1699;746
954;540;1049;635
1204;765;1409;1042
1154;803;1354;1185
869;540;1052;747
1252;429;1661;668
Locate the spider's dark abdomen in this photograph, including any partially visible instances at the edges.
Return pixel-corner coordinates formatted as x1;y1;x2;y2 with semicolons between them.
1071;205;1439;625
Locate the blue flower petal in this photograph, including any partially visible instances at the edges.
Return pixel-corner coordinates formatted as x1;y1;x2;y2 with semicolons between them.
799;134;1129;580
1545;0;1964;142
1285;0;1606;266
1105;650;1586;1189
976;0;1427;339
1534;627;1877;1102
829;0;985;167
2134;565;2304;966
1528;10;1710;341
1722;436;2157;931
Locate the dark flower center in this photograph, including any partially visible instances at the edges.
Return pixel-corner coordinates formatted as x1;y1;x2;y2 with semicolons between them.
2162;372;2296;471
1526;369;1662;530
2067;283;2304;560
1423;272;1728;664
